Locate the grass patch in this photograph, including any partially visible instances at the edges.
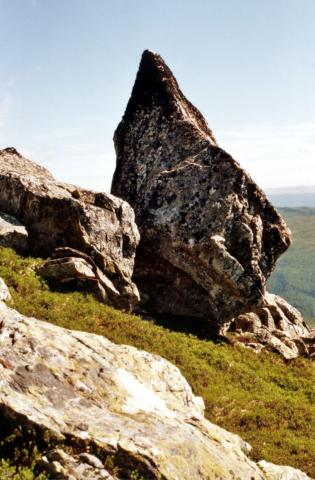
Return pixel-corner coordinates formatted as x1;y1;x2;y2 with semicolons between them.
0;247;315;476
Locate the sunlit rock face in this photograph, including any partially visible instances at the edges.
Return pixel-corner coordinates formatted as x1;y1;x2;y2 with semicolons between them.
111;50;291;328
0;297;311;479
0;148;139;310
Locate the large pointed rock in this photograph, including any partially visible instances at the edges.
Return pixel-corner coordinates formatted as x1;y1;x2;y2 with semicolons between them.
111;50;291;328
0;148;139;310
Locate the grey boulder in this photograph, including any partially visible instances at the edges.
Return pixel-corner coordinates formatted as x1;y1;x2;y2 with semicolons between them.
228;293;312;359
0;147;139;310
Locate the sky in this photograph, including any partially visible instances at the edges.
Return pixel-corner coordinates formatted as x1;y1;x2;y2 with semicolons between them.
0;0;314;192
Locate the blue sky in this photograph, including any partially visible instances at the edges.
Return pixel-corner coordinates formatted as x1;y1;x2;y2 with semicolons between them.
0;0;314;191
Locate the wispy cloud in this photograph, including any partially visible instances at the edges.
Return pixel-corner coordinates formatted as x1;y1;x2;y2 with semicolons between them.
21;117;116;192
217;123;315;188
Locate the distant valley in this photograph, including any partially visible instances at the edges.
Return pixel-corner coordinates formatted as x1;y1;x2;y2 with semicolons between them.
268;206;315;326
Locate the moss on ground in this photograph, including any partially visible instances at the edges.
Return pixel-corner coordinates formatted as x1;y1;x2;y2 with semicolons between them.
0;247;315;477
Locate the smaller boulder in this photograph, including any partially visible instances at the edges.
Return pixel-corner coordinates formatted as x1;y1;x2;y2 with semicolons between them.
37;256;107;303
0;148;140;311
37;248;128;308
0;212;28;253
258;459;310;480
38;257;96;283
38;449;113;480
229;293;313;359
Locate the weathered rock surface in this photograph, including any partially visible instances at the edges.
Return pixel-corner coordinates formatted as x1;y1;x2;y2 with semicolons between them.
111;50;312;357
0;297;311;479
0;211;28;253
0;147;139;310
38;256;96;283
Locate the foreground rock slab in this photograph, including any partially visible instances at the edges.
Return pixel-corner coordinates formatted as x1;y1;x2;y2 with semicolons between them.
0;147;139;310
258;460;310;480
0;299;310;479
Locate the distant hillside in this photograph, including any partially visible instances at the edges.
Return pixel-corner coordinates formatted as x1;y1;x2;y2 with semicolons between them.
266;186;315;207
268;207;315;325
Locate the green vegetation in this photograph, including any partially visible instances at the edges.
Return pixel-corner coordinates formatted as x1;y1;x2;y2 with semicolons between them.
268;207;315;325
0;419;50;480
0;247;315;477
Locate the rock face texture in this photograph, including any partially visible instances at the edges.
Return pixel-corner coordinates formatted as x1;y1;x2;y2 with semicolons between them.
0;294;310;480
258;460;310;480
0;147;139;310
111;50;310;353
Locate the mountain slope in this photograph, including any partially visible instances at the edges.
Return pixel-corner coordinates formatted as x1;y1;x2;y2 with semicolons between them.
268;208;315;325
